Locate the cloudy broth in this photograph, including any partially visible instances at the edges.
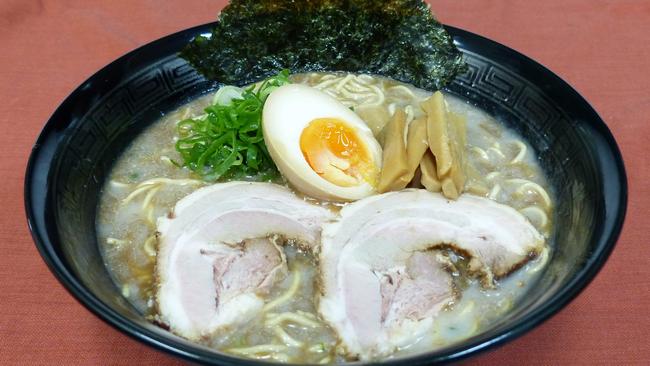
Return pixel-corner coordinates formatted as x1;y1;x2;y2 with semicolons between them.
97;73;553;363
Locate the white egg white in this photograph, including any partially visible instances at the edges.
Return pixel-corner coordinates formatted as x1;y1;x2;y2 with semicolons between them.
263;84;382;201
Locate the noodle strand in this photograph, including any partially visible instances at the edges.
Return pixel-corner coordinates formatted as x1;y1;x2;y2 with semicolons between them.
263;271;302;312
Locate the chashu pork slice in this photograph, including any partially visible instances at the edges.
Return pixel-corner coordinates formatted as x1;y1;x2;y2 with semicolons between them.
156;182;334;340
318;189;545;359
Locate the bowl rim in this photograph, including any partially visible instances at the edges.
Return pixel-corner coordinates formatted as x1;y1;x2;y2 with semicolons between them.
24;22;628;365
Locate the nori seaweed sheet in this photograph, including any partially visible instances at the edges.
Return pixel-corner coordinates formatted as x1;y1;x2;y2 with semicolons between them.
181;0;466;91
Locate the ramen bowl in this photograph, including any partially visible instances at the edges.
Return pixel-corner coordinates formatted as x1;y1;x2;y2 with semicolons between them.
25;24;626;365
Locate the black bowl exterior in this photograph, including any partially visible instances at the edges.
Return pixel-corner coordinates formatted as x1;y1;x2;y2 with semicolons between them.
25;23;626;365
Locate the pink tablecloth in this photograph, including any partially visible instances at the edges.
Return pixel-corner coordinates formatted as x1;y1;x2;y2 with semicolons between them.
1;0;648;364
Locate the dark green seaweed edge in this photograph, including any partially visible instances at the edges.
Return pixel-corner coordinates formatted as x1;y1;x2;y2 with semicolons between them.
180;0;467;91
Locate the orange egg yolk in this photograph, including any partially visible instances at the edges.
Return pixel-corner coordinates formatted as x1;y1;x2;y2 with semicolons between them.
300;118;377;187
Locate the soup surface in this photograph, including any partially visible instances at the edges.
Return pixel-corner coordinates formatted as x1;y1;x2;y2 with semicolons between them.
97;73;553;363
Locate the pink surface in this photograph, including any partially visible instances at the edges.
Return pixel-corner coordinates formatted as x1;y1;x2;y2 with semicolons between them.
1;0;648;364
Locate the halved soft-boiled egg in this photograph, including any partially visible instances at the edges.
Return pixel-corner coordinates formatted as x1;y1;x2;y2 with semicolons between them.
263;84;382;201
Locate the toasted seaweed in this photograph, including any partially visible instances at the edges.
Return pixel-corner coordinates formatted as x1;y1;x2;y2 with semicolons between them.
181;0;466;90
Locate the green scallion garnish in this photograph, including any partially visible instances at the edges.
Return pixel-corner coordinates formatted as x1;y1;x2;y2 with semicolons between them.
175;70;290;181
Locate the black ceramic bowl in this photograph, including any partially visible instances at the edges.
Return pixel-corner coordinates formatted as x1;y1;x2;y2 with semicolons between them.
25;24;626;365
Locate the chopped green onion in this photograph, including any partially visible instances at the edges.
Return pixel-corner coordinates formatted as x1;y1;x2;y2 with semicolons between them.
175;70;290;181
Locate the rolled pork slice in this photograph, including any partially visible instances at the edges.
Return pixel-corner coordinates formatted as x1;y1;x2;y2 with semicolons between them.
318;189;545;358
156;182;334;340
